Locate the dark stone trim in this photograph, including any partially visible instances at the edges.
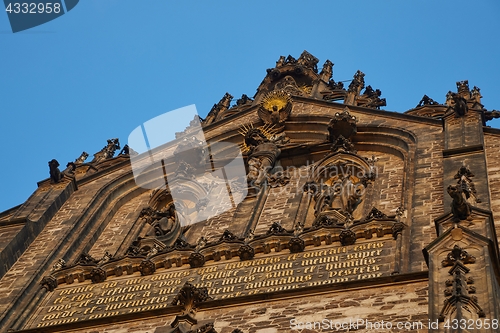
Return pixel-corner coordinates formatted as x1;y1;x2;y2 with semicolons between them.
442;144;484;157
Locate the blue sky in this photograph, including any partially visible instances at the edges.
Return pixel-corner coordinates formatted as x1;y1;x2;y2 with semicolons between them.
1;1;500;212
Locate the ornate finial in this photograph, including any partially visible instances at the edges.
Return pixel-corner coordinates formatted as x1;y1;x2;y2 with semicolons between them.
358;85;386;109
417;95;439;107
267;222;286;235
319;59;334;82
52;258;66;271
74;152;89;164
171;282;212;314
276;55;286;68
456;80;470;97
219;230;238;242
471;86;482;104
244;229;255;243
345;70;365;105
297;50;319;73
91;138;120;163
442;245;476;267
195;236;207;251
235;94;253;106
203;92;233;125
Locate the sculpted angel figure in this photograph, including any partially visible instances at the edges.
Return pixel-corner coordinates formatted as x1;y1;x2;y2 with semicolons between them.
244;128;281;188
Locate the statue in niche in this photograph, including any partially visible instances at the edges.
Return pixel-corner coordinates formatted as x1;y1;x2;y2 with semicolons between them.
454;165;478;204
152;203;177;236
314;171;365;217
243;128;281;188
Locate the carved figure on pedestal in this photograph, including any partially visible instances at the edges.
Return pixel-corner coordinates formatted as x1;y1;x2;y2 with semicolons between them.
314;172;365;218
152;203;177;236
48;159;62;183
451;93;468;117
447;184;471;221
240;128;281;188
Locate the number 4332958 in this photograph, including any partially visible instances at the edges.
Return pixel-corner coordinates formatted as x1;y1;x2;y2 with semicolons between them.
5;3;62;14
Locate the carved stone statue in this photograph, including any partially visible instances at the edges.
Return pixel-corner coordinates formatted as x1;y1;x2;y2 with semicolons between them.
451;93;468;117
244;128;281;187
48;159;62;183
314;172;365;217
151;203;177;236
447;184;471;221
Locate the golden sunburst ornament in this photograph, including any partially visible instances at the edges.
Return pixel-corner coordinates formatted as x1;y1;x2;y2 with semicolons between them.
238;123;279;153
261;90;292;112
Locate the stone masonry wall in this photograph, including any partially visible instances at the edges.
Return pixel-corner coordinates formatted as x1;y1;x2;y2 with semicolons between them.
0;166;131;328
59;281;429;333
88;191;151;259
484;132;500;245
